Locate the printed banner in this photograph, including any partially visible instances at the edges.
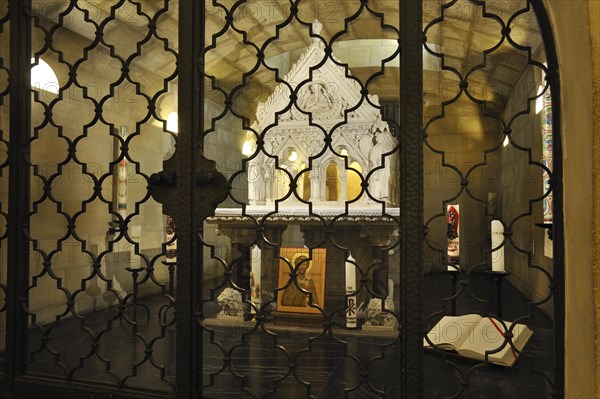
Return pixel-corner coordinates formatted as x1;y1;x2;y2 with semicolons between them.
541;89;553;223
446;204;460;269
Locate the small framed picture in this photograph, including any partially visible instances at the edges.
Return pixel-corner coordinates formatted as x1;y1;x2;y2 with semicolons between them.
276;247;327;314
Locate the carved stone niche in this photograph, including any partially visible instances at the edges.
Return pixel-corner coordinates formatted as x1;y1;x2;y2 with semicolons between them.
246;20;399;209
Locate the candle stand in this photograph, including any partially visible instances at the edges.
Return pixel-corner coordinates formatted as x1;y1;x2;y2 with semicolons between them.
158;260;177;325
534;222;553;241
123;266;150;333
446;265;460;316
485;269;511;319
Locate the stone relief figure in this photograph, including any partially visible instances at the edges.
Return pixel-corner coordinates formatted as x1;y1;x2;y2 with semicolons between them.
217;287;244;318
264;161;275;202
300;82;334;116
281;255;320;307
364;298;396;327
364;279;396;327
248;161;265;205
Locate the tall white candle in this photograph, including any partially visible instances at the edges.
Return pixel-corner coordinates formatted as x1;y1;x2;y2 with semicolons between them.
345;254;357;328
491;220;505;272
250;245;262;314
446;204;460;270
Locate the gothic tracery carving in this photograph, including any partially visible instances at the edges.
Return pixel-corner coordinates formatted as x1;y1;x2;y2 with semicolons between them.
248;21;398;207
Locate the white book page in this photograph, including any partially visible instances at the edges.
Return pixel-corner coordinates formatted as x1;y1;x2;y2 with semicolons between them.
424;314;482;350
458;319;531;365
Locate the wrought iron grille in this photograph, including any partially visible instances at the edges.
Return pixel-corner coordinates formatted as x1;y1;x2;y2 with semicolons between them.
422;0;562;397
0;0;8;383
199;1;404;397
21;0;179;396
0;0;562;398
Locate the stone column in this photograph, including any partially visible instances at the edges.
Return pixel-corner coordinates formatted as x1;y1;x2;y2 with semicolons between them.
215;224;287;312
339;164;348;202
333;225;397;310
217;226;255;290
300;225;347;311
372;246;389;298
259;225;288;308
231;243;251;290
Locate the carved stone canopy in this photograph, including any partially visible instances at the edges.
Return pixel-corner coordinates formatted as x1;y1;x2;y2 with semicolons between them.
246;20;398;209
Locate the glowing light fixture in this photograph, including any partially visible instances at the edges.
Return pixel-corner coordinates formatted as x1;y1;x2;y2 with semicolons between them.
166;112;179;134
241;131;256;157
31;58;60;94
242;139;254;156
503;136;510;147
339;147;348;157
288;149;298;162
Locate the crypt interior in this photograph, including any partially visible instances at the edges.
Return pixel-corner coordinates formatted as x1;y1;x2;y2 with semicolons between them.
1;0;599;398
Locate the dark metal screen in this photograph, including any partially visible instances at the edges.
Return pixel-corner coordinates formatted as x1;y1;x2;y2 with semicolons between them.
0;1;563;399
0;0;8;383
421;0;563;397
197;1;405;397
13;1;179;397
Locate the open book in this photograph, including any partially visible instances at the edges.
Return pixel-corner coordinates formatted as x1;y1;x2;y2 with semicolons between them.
423;314;533;367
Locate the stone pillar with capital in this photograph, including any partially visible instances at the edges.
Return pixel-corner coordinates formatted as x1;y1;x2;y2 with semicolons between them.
333;225;397;313
300;225;349;311
215;224;288;313
311;169;323;202
217;226;255;290
258;225;288;308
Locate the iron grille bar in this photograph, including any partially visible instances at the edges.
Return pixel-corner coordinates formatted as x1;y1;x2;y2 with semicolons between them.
0;1;565;397
6;0;31;390
531;1;565;397
400;0;424;397
177;1;203;398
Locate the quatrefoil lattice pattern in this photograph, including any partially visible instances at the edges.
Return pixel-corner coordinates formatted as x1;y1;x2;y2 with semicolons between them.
0;1;561;398
422;0;557;397
25;0;179;392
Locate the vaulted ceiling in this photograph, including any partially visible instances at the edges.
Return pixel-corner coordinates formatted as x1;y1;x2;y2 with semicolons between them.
31;0;545;121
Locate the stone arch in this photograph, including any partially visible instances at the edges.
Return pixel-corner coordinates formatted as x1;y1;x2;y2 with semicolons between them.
539;1;597;396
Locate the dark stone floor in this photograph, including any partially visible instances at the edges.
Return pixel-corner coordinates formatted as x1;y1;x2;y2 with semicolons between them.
21;271;555;398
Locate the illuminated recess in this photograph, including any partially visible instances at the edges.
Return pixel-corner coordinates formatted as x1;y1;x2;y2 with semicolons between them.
166;112;179;134
31;58;60;94
287;149;298;162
